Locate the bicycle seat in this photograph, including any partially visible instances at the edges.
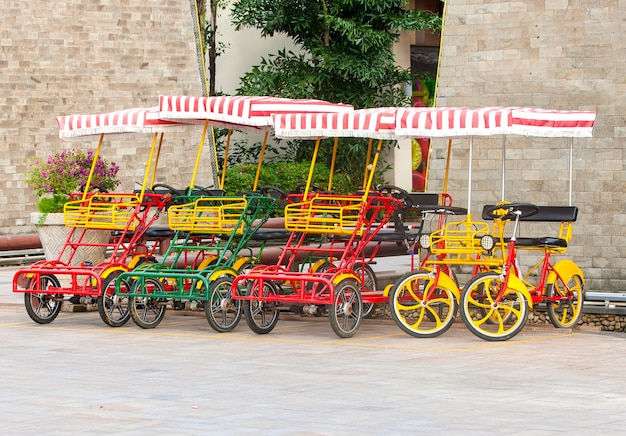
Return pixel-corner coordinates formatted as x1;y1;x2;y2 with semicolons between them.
536;237;567;248
503;236;567;248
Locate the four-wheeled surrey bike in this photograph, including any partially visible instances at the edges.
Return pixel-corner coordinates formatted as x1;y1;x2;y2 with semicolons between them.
13;102;596;342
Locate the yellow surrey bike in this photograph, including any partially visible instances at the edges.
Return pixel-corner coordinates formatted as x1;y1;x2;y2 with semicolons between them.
388;106;595;341
459;202;583;341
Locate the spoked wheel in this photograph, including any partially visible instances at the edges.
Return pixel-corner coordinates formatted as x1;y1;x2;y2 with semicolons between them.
97;272;131;327
243;280;280;334
354;263;378;319
129;278;167;329
546;274;584;328
205;276;242;333
460;272;529;341
329;279;362;338
24;274;63;324
389;271;458;338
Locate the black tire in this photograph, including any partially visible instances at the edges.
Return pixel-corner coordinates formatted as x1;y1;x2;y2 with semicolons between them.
329;279;362;338
354;263;379;318
205;276;242;333
460;271;529;341
97;272;131;327
389;270;458;338
243;280;280;334
24;274;63;324
546;274;584;328
129;278;166;329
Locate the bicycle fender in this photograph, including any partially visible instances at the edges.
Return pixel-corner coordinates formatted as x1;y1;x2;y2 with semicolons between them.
383;283;394;297
310;258;336;272
127;255;156;270
332;273;359;285
436;272;460;301
231;257;252;273
208;269;236;282
506;274;534;309
197;255;218;271
100;266;128;280
548;259;585;286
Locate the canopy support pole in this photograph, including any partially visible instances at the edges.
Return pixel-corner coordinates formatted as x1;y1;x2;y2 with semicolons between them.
252;131;269;192
148;133;164;190
82;133;105;200
189;120;209;190
220;129;232;190
138;133;160;201
328;137;339;191
467;136;473;217
568;137;573;206
303;138;322;199
362;138;373;189
501;135;506;201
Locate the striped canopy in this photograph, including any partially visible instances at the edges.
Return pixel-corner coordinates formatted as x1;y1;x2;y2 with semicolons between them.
395;106;596;138
509;107;596;137
56;106;184;139
159;95;353;130
272;108;399;140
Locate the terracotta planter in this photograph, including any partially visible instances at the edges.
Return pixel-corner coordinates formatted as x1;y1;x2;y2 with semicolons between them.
31;212;109;265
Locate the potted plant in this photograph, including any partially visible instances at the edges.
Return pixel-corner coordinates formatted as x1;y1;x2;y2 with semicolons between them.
24;149;120;263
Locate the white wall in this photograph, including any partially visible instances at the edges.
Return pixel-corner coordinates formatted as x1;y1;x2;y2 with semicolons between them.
215;4;300;95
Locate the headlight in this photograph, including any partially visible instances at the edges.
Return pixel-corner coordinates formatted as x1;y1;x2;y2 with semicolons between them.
419;233;431;249
480;234;495;251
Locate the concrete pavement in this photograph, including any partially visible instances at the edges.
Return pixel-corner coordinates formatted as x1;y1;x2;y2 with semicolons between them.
2;263;626;434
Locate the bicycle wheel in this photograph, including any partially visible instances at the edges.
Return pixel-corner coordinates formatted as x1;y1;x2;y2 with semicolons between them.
329;278;362;338
129;278;166;329
354;262;378;318
389;270;458;338
243;280;280;334
24;274;62;324
97;272;131;327
205;276;242;333
546;274;584;328
460;271;529;341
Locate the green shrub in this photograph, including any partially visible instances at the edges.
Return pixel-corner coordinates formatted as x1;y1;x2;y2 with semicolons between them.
222;161;352;195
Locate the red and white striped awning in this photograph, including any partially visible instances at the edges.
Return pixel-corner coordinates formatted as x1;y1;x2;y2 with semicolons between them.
56;107;185;139
509;107;596;137
395;106;596;138
272;108;398;140
395;107;513;138
159;95;353;130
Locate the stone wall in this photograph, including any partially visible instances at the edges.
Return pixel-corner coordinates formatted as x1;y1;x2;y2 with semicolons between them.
433;0;626;292
0;0;205;237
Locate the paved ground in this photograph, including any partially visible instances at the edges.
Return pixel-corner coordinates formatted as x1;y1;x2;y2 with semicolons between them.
2;264;626;435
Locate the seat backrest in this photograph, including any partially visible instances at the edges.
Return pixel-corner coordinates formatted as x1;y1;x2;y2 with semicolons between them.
482;205;578;222
409;193;440;208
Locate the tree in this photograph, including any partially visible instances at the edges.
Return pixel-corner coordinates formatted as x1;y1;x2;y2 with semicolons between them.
231;0;442;108
229;1;442;190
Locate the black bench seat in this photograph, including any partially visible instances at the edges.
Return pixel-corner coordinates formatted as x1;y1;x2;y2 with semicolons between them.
483;205;578;250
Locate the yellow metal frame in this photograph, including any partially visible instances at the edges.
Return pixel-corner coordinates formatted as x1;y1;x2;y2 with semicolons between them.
64;193;140;230
425;216;506;267
167;197;248;234
285;135;385;235
284;195;364;235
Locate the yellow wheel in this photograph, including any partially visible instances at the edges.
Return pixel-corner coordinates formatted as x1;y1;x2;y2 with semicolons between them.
460;272;528;341
546;274;584;328
389;271;457;338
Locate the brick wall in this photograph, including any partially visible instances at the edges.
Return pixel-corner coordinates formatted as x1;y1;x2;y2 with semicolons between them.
432;0;626;291
0;0;204;235
2;0;625;292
